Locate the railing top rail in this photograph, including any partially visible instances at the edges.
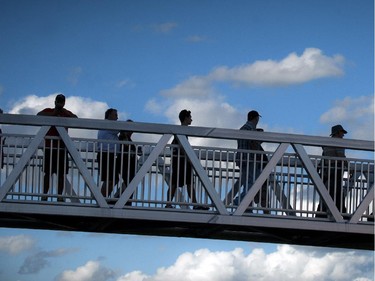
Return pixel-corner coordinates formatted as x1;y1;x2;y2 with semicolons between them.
1;113;374;151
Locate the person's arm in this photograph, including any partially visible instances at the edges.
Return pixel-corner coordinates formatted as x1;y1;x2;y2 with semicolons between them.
61;108;78;118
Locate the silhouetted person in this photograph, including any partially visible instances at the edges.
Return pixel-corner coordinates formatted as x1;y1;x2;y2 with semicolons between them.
97;108;120;199
316;125;349;218
116;119;139;205
165;110;208;210
37;94;77;201
233;110;269;213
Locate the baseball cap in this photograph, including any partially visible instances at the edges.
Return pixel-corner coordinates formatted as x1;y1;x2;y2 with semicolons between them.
248;110;261;120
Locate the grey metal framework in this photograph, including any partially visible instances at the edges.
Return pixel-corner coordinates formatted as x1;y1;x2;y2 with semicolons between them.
0;114;373;250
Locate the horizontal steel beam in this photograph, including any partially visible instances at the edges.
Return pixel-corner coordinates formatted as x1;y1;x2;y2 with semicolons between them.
1;114;373;150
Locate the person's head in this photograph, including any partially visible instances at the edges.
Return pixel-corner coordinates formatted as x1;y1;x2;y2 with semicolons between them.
330;124;347;138
178;109;192;126
55;94;66;110
247;110;261;125
105;108;118;120
119;119;134;140
0;108;3;114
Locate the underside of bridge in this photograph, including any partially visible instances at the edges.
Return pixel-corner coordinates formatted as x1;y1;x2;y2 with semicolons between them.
0;205;373;251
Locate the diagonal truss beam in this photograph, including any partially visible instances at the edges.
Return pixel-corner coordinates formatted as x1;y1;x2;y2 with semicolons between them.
0;126;50;201
177;135;228;215
349;184;374;223
114;134;173;208
292;144;344;222
234;143;289;216
56;127;108;207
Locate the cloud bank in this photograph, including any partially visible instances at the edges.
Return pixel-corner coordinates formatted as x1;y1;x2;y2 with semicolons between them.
9;94;108;120
209;48;344;87
55;245;373;281
56;260;115;281
161;48;344;100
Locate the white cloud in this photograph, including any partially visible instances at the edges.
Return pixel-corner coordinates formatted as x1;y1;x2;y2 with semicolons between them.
57;260;115;281
159;96;241;148
9;94;107;119
161;48;344;99
117;271;149;281
161;76;215;98
115;245;373;281
145;98;166;115
0;235;35;255
209;48;344;86
320;95;374;140
151;22;178;33
115;79;134;89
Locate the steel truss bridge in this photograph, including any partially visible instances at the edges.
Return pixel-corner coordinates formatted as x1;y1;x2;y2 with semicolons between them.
0;114;373;250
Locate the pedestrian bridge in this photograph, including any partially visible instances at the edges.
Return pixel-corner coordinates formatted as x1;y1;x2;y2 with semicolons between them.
0;114;373;250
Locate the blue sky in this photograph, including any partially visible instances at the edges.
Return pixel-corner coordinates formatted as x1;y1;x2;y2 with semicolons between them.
0;0;374;280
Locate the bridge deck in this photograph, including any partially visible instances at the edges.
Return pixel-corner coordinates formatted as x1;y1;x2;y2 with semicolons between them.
0;114;373;250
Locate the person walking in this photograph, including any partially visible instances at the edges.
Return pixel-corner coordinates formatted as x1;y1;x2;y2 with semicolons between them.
165;109;208;210
233;110;269;213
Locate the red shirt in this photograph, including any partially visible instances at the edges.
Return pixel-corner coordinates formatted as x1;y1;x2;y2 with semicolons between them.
38;108;76;147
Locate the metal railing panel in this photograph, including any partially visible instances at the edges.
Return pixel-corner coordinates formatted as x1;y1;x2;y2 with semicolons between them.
0;114;373;229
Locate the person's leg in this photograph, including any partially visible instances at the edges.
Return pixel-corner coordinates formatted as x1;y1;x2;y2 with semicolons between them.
165;184;177;208
233;164;249;205
42;148;52;201
315;172;329;218
335;173;347;214
166;156;179;207
259;182;270;214
99;152;117;198
186;184;198;204
238;162;255;203
116;155;134;206
252;164;267;213
56;149;68;198
42;173;50;201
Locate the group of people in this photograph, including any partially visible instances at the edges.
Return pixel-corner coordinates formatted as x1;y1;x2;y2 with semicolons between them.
29;94;208;209
0;94;351;216
234;110;350;217
97;108;208;209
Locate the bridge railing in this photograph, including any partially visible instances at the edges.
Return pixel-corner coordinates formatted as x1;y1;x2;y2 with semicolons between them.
0;114;373;224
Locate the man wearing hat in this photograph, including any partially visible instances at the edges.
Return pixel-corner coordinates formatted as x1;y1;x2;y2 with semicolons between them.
37;94;77;201
232;110;269;213
317;124;349;217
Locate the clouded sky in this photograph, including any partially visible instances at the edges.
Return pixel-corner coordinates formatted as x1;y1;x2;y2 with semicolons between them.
0;0;374;280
